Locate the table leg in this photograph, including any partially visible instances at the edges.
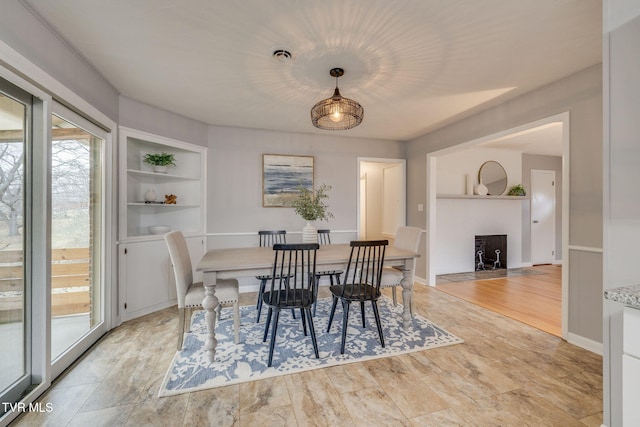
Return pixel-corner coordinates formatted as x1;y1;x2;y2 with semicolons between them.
202;271;219;363
400;258;415;328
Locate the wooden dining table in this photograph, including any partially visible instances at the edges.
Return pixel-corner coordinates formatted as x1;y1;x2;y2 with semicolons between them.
196;243;419;363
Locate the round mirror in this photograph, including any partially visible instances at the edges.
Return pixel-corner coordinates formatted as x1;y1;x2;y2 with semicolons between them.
478;161;507;195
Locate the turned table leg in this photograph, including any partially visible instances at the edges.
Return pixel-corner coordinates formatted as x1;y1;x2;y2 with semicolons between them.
400;258;415;329
202;271;219;363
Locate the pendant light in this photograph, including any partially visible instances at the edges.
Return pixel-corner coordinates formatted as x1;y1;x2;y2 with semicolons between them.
311;68;364;131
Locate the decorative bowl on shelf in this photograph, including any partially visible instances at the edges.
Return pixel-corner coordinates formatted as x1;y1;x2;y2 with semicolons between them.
149;225;170;235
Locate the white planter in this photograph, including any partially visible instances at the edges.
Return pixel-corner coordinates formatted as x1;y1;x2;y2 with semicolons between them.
302;222;318;243
153;165;168;173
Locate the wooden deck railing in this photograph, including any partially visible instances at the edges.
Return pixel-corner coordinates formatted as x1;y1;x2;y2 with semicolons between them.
0;248;91;322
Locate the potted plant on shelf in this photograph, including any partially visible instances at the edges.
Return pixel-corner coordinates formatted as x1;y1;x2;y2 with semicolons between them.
143;152;176;173
292;183;333;243
507;184;527;196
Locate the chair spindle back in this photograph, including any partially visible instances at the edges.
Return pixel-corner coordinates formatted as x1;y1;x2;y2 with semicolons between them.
266;243;319;308
259;230;287;247
317;229;332;245
341;240;388;300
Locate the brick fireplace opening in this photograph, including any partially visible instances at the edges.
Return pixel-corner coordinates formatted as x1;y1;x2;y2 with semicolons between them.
475;234;507;271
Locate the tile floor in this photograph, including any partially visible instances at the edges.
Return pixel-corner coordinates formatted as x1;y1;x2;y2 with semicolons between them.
13;285;603;426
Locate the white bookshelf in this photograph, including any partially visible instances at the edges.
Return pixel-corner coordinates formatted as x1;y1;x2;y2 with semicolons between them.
119;127;207;240
117;127;207;320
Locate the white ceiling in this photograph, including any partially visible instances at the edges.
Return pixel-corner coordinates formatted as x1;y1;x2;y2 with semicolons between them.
25;0;601;143
479;122;564;156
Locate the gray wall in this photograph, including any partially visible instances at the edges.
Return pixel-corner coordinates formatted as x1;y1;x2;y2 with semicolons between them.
206;125;404;248
603;9;640;427
406;65;603;344
521;154;563;263
0;2;119;123
119;96;209;148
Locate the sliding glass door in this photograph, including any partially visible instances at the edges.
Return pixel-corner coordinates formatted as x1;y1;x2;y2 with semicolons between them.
0;77;33;410
0;72;111;421
50;103;108;376
50;106;106;364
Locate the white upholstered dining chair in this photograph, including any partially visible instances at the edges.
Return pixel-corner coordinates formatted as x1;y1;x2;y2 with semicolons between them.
380;226;422;315
165;230;240;349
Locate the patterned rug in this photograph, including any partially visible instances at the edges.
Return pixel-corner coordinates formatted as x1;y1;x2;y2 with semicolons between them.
159;296;463;396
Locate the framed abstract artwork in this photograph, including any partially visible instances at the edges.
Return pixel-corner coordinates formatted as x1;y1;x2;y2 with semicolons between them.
263;154;314;207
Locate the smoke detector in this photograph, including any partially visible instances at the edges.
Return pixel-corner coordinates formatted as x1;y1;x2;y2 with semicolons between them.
272;49;292;62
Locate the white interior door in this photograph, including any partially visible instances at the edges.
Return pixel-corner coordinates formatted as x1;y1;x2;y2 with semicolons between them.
531;169;556;264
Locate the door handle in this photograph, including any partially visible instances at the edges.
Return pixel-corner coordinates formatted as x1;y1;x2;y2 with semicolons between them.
532;220;539;224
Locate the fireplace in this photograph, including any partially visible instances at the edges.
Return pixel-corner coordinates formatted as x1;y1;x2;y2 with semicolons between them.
475;234;507;271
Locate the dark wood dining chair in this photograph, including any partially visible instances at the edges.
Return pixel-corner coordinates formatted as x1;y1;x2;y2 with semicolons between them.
262;243;320;367
326;240;388;354
313;229;343;315
256;230;287;322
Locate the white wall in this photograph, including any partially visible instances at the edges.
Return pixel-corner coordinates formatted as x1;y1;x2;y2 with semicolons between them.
433;147;523;274
436;147;522;195
435;198;523;274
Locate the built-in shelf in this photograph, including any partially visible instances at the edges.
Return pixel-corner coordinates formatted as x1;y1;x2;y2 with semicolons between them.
119;126;207;240
437;194;530;200
118;127;207;322
127;169;200;181
127;202;200;207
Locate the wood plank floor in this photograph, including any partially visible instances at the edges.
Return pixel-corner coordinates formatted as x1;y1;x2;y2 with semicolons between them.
13;282;601;426
435;265;562;336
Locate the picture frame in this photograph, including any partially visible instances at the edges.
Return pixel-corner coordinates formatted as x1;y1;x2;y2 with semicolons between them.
263;154;314;207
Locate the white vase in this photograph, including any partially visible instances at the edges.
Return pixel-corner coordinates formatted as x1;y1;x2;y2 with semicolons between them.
302;222;318;243
476;180;488;196
144;188;157;202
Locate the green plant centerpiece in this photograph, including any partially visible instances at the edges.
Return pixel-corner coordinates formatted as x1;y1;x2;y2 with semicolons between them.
507;184;526;196
143;152;176;173
292;183;333;243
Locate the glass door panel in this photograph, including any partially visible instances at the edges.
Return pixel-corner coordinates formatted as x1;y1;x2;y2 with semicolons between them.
50;113;104;361
0;84;30;407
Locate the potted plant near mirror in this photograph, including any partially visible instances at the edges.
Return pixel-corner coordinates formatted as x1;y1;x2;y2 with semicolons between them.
143;152;176;173
507;184;527;196
292;183;333;243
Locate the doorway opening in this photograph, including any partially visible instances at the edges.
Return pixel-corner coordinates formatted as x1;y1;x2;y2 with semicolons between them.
357;158;406;241
426;112;569;338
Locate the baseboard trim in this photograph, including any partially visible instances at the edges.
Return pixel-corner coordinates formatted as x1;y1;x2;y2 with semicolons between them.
567;332;602;355
122;299;177;322
414;275;430;286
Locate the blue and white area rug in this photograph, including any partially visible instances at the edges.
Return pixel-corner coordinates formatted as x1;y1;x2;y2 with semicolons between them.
159;296;463;396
